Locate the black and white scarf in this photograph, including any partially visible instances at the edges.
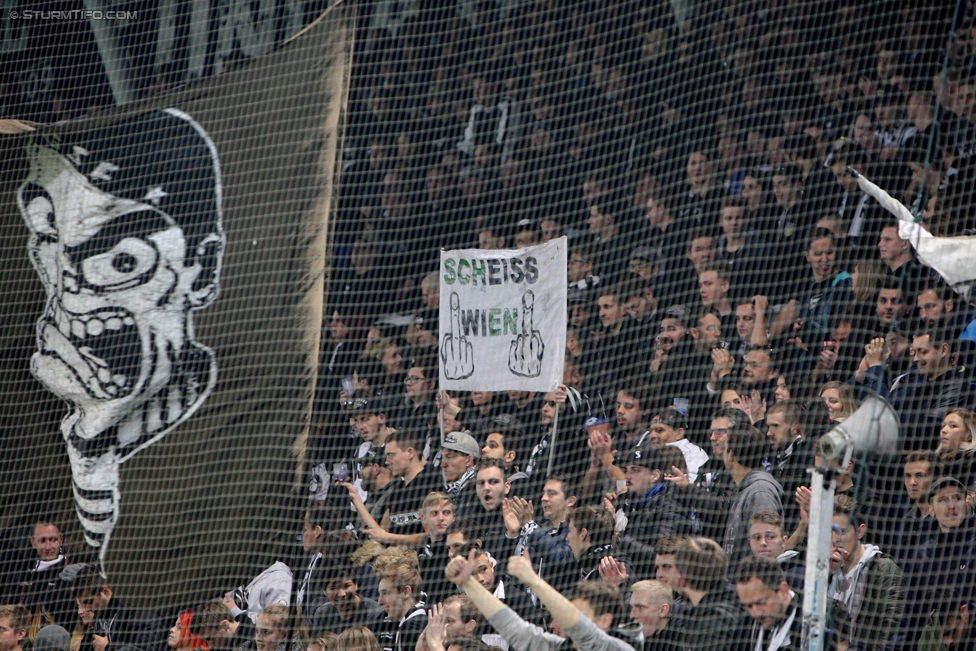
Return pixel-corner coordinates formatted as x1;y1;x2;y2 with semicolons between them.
445;467;476;498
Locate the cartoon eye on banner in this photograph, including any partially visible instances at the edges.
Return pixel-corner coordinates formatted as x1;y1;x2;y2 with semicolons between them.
438;238;567;392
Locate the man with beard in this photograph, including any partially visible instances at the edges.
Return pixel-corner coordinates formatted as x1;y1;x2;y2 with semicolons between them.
504;474;578;590
611;444;684;579
649;306;690;374
735;557;801;651
709;347;781;408
582;380;652;501
310;566;385;635
917;284;976;339
764;401;815;531
653;308;727;436
665;408;747;541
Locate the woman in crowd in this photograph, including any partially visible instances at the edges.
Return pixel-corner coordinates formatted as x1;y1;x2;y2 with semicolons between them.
849;259;886;328
168;611;209;651
307;634;337;651
937;409;976;488
335;626;381;651
820;381;858;423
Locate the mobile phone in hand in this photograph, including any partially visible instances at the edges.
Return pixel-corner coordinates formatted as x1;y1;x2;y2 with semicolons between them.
333;463;349;483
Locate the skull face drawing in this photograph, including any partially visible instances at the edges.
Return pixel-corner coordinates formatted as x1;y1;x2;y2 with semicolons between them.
17;109;224;557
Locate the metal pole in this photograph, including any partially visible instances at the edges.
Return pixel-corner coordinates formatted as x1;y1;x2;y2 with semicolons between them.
802;467;837;651
546;406;559;477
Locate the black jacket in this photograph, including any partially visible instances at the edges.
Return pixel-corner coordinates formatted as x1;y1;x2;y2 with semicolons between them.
81;597;164;651
13;557;76;628
309;596;385;636
619;482;686;578
417;537;453;607
770;437;815;532
669;585;744;651
678;456;737;541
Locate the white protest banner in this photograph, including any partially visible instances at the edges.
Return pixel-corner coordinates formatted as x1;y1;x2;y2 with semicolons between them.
439;237;567;392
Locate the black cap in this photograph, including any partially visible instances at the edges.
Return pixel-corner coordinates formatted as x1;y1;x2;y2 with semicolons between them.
347;395;385;416
930;476;966;497
487;413;525;439
625;444;666;471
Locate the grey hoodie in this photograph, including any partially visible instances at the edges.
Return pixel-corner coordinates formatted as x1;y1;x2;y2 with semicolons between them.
488;606;639;651
723;470;783;570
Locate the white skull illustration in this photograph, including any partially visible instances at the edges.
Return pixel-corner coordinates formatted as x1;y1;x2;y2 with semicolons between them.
17;109;224;556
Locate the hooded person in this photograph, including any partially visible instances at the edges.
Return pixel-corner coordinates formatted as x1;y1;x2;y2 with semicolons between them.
826;495;904;651
722;424;784;571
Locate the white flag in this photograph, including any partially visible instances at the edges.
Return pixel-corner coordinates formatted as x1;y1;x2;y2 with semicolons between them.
438;238;567;392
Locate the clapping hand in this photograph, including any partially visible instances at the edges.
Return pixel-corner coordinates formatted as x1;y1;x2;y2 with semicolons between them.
599;557;629;587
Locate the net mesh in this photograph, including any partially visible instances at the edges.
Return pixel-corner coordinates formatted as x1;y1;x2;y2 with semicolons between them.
2;0;976;649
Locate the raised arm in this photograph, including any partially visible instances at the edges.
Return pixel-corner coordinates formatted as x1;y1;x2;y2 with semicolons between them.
506;552;581;630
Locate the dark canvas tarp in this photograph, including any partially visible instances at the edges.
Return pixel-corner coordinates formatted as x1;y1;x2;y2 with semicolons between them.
0;2;352;607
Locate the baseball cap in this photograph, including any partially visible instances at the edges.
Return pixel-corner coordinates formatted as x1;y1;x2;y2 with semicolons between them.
630;246;660;263
929;476;966;497
347;395;385;416
625;444;666;470
442;431;481;459
488;414;525;439
34;627;70;651
583;414;611;429
663;304;690;327
361;447;382;464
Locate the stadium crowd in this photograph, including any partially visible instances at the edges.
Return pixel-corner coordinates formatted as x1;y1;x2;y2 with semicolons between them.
7;0;976;650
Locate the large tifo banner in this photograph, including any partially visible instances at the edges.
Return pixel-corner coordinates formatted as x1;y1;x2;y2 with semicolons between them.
439;238;567;392
0;5;351;608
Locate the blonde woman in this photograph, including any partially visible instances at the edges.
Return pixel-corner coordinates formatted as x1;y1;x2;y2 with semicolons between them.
335;627;380;651
938;410;976;452
820;381;858;423
937;409;976;489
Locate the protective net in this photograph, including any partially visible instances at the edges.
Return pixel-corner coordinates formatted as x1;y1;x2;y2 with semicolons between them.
2;0;976;650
